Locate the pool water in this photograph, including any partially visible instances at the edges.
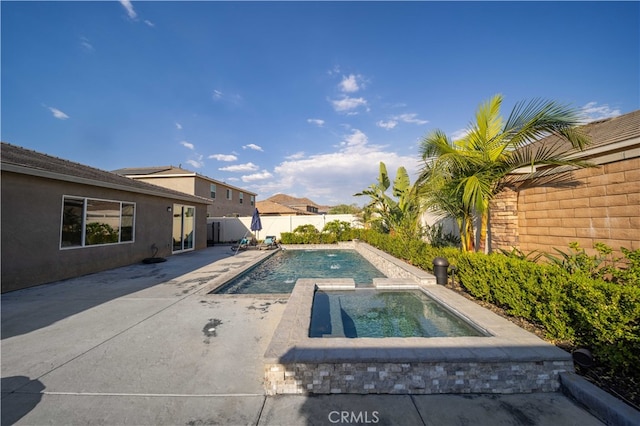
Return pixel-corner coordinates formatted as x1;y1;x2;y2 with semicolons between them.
309;289;486;338
214;249;386;294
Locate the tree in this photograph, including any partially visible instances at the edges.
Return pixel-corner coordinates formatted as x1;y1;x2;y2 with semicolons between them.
355;162;422;239
416;94;591;252
327;204;362;214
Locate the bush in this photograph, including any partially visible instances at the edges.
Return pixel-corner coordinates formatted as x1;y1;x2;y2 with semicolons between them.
280;222;352;244
566;276;640;375
357;230;640;377
322;220;355;241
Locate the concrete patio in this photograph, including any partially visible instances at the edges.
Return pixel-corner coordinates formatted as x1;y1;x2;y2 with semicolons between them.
0;246;627;425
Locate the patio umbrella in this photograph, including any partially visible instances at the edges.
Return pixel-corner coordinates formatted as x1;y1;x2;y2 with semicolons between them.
250;208;262;240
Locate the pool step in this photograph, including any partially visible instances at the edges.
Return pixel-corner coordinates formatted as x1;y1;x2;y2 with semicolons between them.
326;294;346;337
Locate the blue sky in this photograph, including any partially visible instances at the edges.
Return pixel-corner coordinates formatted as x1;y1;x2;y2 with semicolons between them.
2;1;638;207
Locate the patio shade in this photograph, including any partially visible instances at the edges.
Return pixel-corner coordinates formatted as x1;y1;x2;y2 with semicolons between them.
250;208;262;232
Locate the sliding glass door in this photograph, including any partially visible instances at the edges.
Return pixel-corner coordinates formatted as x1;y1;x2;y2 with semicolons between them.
172;204;195;253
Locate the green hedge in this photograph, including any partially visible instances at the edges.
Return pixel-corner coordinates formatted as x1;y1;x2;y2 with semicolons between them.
356;230;640;377
280;232;339;244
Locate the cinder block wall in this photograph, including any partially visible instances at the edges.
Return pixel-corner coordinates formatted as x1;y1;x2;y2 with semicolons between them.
512;157;639;256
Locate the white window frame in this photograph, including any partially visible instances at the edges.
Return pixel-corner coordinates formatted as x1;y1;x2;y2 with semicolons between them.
60;195;136;249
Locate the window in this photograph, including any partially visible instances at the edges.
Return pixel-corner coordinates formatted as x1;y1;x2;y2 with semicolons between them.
121;203;135;242
61;197;84;247
250;195;255;206
210;183;216;199
60;196;136;248
226;189;232;200
239;192;244;204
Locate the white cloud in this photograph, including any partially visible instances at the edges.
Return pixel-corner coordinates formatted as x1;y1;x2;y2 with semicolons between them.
330;96;368;113
327;65;341;76
450;128;470;141
394;113;428;125
219;162;259;172
581;102;622;122
307;118;325;127
340;129;369;150
80;36;94;51
175;122;183;130
212;89;243;105
285;152;305;160
377;120;398;130
339;74;362;93
180;140;194;150
185;158;204;169
48;107;69;120
119;0;137;19
209;154;238;162
242;170;274;182
247;128;420;206
243;143;263;151
378;114;427;130
144;20;155;27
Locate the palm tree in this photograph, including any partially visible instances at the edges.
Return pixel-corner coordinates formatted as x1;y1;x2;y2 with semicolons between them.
416;94;592;252
416;163;475;251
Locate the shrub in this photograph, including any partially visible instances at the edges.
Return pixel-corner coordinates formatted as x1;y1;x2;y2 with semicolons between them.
322;220;354;241
425;223;461;248
280;222;354;244
566;275;640;375
357;230;640;376
545;242;640;286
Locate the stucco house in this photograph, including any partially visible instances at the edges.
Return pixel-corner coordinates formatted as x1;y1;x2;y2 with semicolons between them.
1;143;211;293
256;194;327;216
490;109;640;256
113;166;257;218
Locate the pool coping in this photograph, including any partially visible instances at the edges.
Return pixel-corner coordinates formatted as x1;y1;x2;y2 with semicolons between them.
262;242;573;395
264;278;572;365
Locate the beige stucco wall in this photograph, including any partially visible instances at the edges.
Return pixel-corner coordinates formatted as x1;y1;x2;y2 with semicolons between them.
134;176;196;196
193;177;255;217
1;172;208;293
131;175;255;217
513;157;640;256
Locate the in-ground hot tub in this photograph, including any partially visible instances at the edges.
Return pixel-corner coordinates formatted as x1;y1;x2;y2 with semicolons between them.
310;288;487;338
264;274;572;395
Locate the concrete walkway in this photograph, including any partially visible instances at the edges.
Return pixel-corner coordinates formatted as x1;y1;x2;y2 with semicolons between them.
0;246;612;425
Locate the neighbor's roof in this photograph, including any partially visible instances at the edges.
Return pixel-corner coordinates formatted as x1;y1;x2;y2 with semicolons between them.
111;166;177;176
1;142;211;204
265;194;320;208
256;200;316;215
113;166;257;195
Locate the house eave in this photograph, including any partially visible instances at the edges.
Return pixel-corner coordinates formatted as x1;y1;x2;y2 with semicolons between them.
1;163;212;205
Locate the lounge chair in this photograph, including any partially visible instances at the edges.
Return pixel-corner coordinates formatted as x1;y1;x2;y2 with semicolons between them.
260;236;278;250
231;237;250;251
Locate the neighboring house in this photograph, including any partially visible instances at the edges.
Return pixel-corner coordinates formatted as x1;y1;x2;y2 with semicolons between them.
113;166;257;218
257;194;327;216
1;143;211;293
490;110;640;256
256;199;316;216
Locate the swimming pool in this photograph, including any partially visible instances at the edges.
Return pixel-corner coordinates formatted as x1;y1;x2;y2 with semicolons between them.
213;249;386;294
309;289;485;338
